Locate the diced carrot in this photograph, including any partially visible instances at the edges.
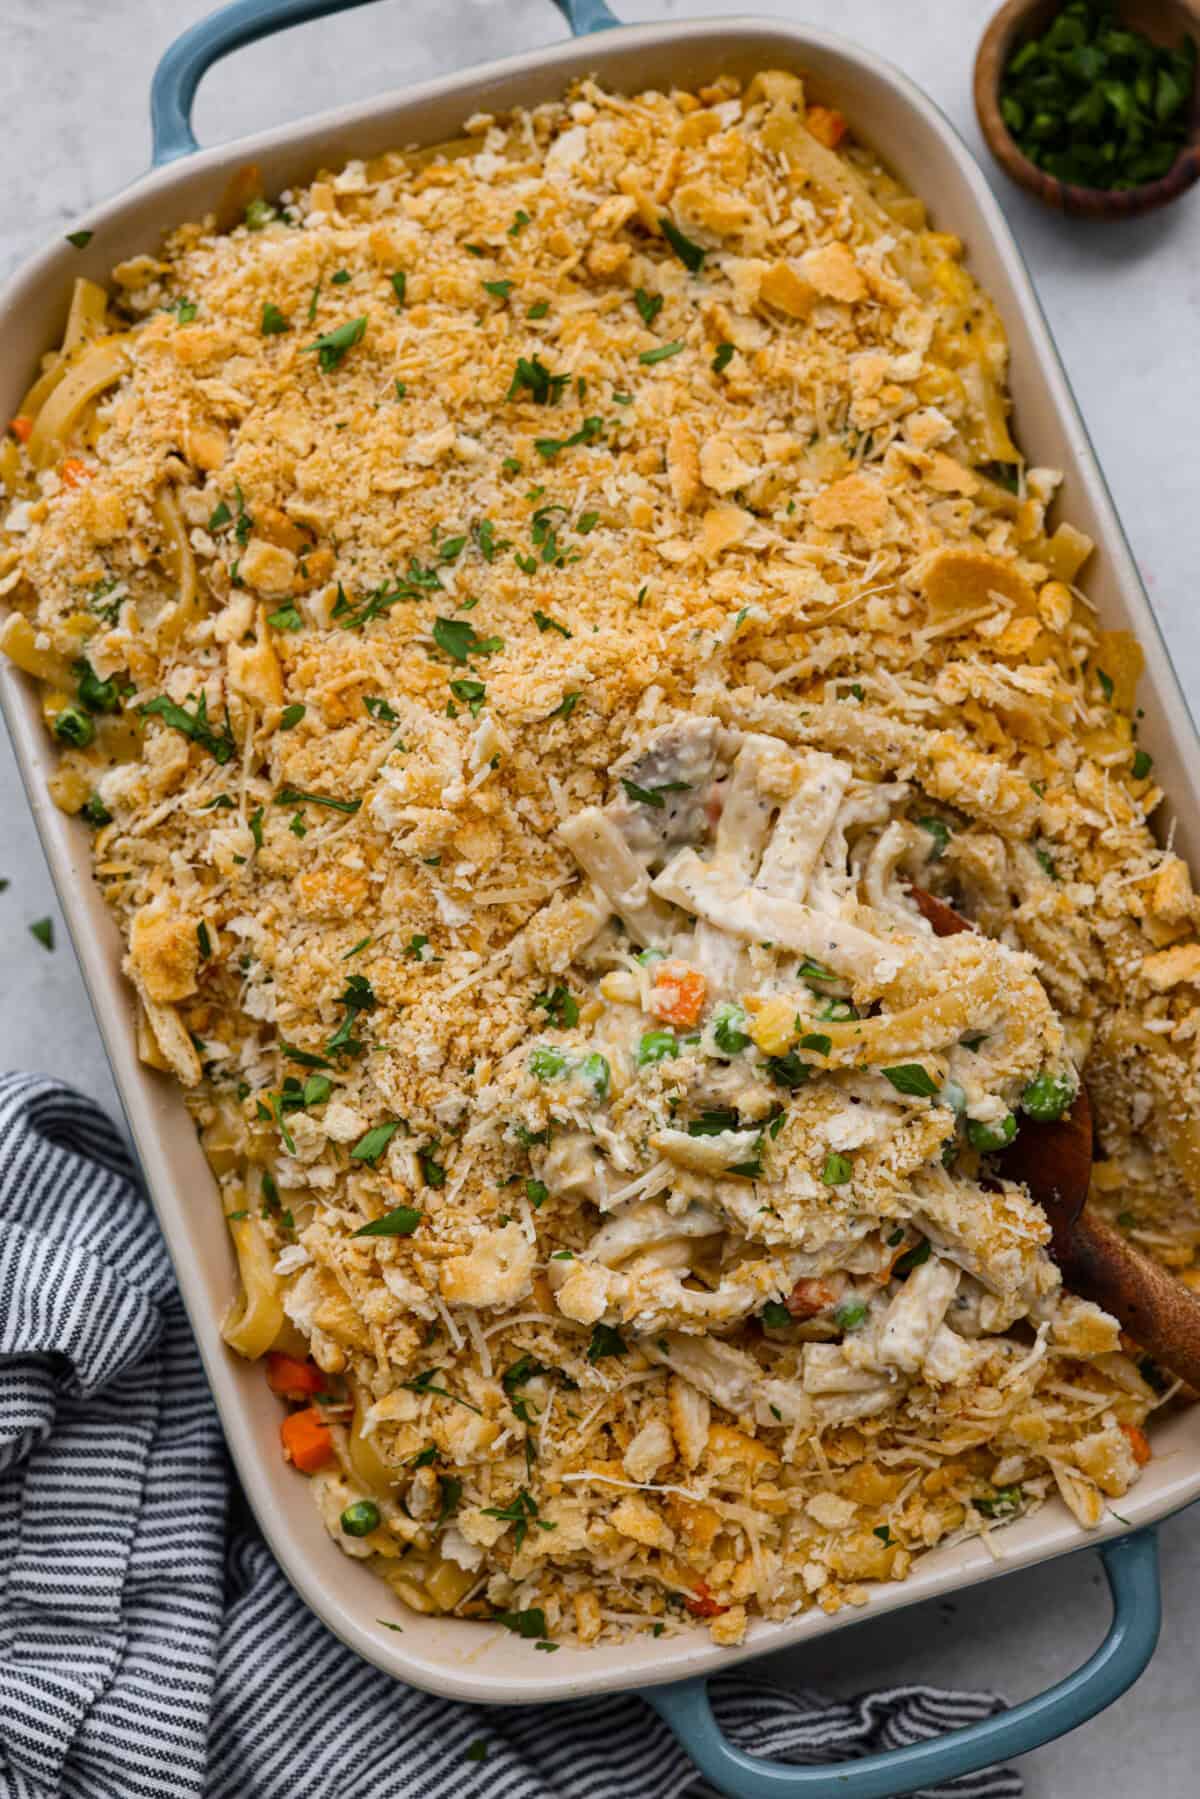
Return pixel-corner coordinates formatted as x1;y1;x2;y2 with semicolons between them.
59;458;93;488
684;1580;727;1619
280;1406;334;1473
266;1352;325;1400
786;1277;841;1320
806;105;847;149
650;960;707;1030
1122;1423;1152;1466
9;415;32;443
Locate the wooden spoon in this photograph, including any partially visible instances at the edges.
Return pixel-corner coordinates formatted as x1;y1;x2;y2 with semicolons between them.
911;883;1200;1390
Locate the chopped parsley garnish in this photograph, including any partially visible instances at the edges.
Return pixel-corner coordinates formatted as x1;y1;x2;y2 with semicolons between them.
1096;667;1114;702
432;616;503;664
307;281;321;322
528;300;550;319
882;1064;939;1098
330;268;351;285
634;287;663;326
821;1151;853;1186
687;1108;740;1137
197;921;212;960
483;1489;557;1557
81;794;113;827
658;214;705;272
799;1032;832;1057
275;787;361;814
326;972;376;1057
29;917;54;951
87;577;123;624
279;703;306;730
917;816;951;859
402;1368;482;1414
893;1239;932;1277
449;677;486;717
140;692;235;763
493;1606;549;1639
353;1204;422;1238
638;340;684;365
419;1145;446;1188
438;534;467;562
1036;847;1059;880
391;270;407;307
766;1051;811;1091
549;691;580;721
475;518;510;562
973;1486;1023;1519
576;510;599;533
363;694;400;723
1132;748;1153;779
620;777;689;808
66;230;93;249
507;354;569;406
526;1178;549;1209
261;302;290;335
534;416;604;459
174;297;198;324
533;609;572;638
761;1300;792;1328
586;1322;626;1363
712;341;735;372
509;209;531;236
350;1120;403;1163
267;602;303;632
307;315;367;372
533;984;579;1029
484;279;513;299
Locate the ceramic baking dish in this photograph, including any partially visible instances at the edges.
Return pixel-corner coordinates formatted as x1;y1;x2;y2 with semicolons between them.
2;1;1196;1791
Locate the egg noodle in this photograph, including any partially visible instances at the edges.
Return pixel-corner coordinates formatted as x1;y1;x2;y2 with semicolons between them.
2;69;1197;1648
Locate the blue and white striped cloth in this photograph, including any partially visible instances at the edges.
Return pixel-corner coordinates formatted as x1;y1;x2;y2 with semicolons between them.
0;1075;1021;1798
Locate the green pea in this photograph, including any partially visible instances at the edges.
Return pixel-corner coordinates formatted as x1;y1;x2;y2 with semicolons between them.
760;1301;792;1328
821;1151;853;1186
578;1052;610;1099
966;1112;1018;1152
340;1500;381;1538
835;1297;867;1331
75;659;120;713
637;1028;677;1066
52;705;94;748
1021;1071;1075;1122
712;1004;751;1054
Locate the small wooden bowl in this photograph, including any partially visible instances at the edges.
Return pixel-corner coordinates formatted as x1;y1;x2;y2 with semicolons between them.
975;0;1200;217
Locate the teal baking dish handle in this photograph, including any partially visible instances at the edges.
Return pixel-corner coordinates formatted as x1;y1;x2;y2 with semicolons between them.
646;1529;1160;1799
150;0;619;166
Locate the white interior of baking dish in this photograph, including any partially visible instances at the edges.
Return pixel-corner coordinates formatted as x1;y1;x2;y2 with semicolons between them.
2;16;1198;1705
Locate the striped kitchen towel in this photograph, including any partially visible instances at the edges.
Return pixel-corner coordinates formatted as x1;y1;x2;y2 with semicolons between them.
0;1075;1021;1798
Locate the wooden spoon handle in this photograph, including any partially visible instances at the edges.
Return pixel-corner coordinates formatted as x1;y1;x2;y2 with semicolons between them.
1058;1209;1200;1392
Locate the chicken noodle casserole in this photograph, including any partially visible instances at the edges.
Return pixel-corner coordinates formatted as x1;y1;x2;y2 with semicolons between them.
3;70;1196;1649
